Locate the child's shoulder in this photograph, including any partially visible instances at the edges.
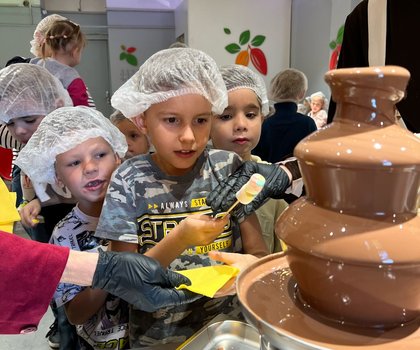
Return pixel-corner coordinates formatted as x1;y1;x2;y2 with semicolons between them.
207;148;242;163
206;148;243;173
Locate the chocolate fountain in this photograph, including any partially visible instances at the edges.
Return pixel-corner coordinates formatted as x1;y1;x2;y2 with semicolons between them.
237;66;420;349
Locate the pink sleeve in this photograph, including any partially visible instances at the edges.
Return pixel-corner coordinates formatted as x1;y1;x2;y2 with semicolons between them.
67;78;90;106
0;231;69;334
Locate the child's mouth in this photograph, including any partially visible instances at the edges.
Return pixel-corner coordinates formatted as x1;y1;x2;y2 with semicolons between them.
85;179;104;190
175;150;195;158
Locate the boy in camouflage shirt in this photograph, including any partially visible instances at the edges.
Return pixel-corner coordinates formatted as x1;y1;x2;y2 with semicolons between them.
95;48;268;347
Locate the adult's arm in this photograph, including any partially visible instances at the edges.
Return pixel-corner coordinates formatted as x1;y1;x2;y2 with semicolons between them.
0;231;193;335
0;231;69;334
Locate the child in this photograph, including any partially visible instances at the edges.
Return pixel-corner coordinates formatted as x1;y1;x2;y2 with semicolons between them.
210;64;288;252
308;91;328;129
0;63;75;236
109;109;150;159
30;14;68;58
95;48;268;347
32;19;95;107
16;106;130;349
253;68;317;163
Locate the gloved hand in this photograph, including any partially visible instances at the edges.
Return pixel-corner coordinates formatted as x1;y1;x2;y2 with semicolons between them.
207;161;292;216
92;249;198;312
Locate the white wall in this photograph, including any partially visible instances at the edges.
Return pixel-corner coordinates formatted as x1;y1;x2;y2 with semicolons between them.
107;9;175;93
180;0;291;88
290;0;360;99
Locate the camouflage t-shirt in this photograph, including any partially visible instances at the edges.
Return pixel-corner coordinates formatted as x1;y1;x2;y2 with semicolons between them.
95;149;245;347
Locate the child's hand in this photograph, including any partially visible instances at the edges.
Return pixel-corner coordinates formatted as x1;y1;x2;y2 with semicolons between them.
209;251;259;274
19;198;41;228
177;214;230;248
209;251;259;298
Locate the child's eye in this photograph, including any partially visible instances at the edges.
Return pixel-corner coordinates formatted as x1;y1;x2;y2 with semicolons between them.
218;114;232;121
96;152;108;158
195;117;209;125
130;132;141;140
246;112;258;119
24;118;37;124
68;160;80;167
164;117;178;124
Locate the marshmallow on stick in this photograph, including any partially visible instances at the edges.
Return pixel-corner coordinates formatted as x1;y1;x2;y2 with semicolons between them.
221;173;266;217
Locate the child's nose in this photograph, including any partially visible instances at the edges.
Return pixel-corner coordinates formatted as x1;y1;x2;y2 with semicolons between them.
83;159;98;174
14;125;27;136
234;114;248;131
179;125;195;143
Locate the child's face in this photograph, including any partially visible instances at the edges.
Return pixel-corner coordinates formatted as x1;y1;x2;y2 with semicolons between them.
115;118;149;159
6;115;45;144
310;98;324;113
55;137;120;214
211;88;263;160
139;94;212;176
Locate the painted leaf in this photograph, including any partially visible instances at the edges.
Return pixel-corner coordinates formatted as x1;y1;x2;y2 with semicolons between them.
251;35;265;47
224;27;231;34
120;52;127;61
239;30;250;45
126;54;138;66
121;45;126;50
235;50;250;66
337;25;345;44
329;44;342;70
250;47;267;75
329;40;336;50
127;47;136;53
225;43;241;54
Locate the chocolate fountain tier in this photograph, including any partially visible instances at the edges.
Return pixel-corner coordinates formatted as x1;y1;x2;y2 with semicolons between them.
295;122;420;216
237;253;420;350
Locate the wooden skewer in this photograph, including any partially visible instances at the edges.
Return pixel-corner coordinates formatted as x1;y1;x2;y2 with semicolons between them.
220;199;240;219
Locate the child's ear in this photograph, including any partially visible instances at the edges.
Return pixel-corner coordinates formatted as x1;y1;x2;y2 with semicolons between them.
115;153;122;166
55;175;65;188
132;114;147;133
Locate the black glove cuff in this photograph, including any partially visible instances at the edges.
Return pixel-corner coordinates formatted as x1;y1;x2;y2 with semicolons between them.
92;248;114;289
281;159;301;181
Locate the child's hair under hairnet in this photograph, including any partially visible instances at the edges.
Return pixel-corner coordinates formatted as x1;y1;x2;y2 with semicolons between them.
111;48;228;119
0;63;72;124
15;106;127;202
30;14;68;57
219;64;270;116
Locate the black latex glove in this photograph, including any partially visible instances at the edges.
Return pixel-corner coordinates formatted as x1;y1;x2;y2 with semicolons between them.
207;161;292;216
92;249;197;312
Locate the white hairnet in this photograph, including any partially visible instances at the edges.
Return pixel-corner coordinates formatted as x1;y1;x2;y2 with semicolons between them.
111;48;228;118
30;14;68;57
15;106;128;202
220;64;269;116
0;63;73;124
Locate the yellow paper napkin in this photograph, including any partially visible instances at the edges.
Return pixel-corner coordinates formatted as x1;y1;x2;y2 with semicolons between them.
0;179;20;229
176;265;239;298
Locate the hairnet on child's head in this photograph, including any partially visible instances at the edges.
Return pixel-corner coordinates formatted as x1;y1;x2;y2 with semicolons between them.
310;91;329;109
0;63;72;124
219;64;269;116
111;48;228;118
15;106;127;202
30;14;68;57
